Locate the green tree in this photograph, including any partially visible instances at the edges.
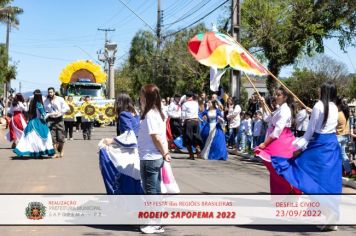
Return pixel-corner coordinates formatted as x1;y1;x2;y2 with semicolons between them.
1;0;23;94
118;24;213;98
0;44;17;85
127;30;156;95
240;0;355;94
0;0;23;26
349;75;356;99
159;23;210;97
286;55;355;105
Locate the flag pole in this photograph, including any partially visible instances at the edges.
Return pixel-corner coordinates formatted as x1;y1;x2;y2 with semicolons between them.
226;33;308;109
243;72;271;114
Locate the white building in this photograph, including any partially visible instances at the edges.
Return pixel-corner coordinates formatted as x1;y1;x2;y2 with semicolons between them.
242;79;268;98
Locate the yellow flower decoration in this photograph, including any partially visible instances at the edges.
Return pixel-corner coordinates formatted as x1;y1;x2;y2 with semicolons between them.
63;102;78;119
59;60;107;84
101;103;116;122
80;102;99;120
97;114;110;124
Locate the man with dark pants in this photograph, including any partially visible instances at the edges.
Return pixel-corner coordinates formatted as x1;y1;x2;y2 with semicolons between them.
167;94;182;140
44;87;69;158
181;92;202;160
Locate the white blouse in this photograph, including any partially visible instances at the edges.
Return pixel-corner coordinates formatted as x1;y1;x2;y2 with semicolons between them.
294;101;338;150
10;102;28;114
227;104;241;128
167;101;181;119
295;109;309;131
264;103;292;139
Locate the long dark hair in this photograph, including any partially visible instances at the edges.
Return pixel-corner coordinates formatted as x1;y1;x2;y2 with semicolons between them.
29;89;44;119
336;96;349;121
140;84;164;121
210;100;218;110
320;81;337;128
116;92;136;116
12;93;24;107
277;86;294;108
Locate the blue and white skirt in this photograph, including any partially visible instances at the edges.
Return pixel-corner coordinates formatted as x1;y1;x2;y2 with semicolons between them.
271;133;342;194
98;136;143;194
13;118;55;157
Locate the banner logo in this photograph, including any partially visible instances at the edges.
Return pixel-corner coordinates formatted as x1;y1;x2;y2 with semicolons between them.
25;202;46;220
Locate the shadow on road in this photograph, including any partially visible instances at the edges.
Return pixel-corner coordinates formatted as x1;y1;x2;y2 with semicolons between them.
10;156;54;160
85;225;140;233
237;225;321;232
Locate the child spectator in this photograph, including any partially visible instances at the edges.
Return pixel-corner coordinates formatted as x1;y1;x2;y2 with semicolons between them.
244;112;253;153
252;111;264;148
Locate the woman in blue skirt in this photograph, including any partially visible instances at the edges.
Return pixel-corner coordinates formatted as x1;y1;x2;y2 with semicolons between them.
271;81;341;194
200;100;228;160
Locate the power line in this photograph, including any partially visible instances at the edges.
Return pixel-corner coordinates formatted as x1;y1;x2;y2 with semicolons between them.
164;0;212;29
10;50;73;62
117;0;155;33
17;79;54;86
163;0;229;39
74;45;100;64
346;52;356;73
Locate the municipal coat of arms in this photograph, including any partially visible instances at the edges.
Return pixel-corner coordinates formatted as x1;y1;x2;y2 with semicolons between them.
25;202;46;220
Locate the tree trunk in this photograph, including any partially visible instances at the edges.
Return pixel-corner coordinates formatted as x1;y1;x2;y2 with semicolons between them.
267;61;281;96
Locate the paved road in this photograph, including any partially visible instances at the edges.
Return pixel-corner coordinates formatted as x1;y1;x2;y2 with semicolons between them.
0;125;355;235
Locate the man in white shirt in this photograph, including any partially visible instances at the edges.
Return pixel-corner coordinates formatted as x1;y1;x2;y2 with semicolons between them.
181;92;202;160
167;94;182;140
44;87;69;158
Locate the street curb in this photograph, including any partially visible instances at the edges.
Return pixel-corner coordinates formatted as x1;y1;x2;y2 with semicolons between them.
228;149;356;190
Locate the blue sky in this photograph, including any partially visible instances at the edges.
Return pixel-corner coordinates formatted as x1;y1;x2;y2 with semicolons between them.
1;0;355;94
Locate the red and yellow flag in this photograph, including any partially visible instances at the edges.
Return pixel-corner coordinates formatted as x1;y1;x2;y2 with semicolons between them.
188;32;267;76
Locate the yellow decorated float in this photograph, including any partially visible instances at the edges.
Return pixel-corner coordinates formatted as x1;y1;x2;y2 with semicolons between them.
59;60;115;123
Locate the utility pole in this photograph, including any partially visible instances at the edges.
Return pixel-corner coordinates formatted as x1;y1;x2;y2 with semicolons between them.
153;0;162;83
230;0;241;101
156;0;161;49
19;82;21;93
97;28;115;43
97;28;115;98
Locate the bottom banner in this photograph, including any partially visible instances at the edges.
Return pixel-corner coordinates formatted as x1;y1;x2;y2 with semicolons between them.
0;195;354;225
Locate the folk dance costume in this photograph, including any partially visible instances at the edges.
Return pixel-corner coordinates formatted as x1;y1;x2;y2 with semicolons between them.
254;103;300;194
181;98;203;158
200;109;228;160
14;102;55;157
99;111;143;194
6;102;28;143
271;101;342;194
44;95;69;143
167;101;182;140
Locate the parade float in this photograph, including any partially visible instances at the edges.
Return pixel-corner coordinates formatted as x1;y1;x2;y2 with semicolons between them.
59;60;116;123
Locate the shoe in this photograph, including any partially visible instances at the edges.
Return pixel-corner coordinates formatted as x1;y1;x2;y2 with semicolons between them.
83;136;87;140
88;136;91;140
140;225;165;234
69;138;73;141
